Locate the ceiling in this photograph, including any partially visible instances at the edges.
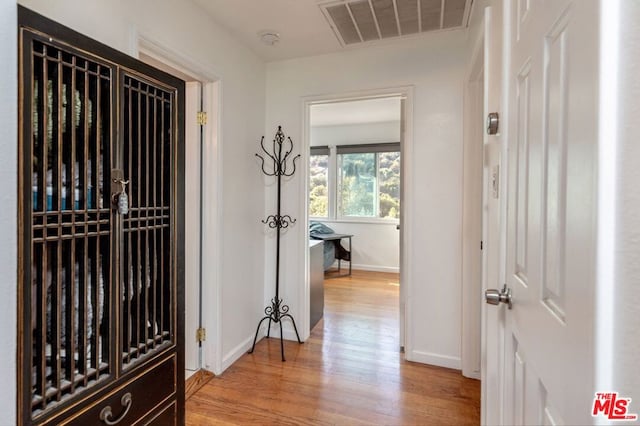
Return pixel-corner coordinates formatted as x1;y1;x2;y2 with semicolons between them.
191;0;472;62
310;97;401;127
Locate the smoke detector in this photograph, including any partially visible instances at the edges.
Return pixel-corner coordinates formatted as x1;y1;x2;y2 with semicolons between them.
258;30;280;46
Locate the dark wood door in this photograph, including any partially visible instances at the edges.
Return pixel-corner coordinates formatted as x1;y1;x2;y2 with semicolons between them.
18;6;185;425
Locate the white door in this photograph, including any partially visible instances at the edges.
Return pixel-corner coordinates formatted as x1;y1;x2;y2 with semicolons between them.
493;0;599;424
481;4;506;425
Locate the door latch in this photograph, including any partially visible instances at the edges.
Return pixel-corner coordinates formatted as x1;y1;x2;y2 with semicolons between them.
111;170;130;215
485;284;512;309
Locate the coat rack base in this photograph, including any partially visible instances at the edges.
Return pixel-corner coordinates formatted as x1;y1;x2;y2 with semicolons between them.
248;297;303;361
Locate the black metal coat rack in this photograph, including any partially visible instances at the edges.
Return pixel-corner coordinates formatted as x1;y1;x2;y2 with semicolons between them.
248;126;302;361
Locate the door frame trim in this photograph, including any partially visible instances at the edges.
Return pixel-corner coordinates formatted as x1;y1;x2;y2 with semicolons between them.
461;24;485;381
132;29;224;375
300;85;414;354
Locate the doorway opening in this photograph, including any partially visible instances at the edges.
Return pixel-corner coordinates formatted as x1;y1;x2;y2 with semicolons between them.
461;35;484;381
302;88;413;354
136;37;223;379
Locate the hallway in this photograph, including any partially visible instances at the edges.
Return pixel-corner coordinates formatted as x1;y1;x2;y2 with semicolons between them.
186;270;480;424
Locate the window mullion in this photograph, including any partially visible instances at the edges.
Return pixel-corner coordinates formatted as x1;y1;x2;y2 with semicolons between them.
375;153;380;217
329;145;338;219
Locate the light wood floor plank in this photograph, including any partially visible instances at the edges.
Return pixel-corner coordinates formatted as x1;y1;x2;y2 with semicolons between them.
186;270;480;425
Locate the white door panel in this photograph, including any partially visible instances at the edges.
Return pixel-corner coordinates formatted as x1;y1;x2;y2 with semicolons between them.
501;0;598;424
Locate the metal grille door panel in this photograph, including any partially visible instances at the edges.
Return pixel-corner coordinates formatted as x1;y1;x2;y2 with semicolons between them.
28;37;114;413
121;74;174;368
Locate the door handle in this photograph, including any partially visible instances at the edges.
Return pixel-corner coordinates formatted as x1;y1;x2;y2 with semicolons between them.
485;284;512;309
99;392;132;425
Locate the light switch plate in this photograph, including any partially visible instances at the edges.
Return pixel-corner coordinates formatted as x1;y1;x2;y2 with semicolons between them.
492;165;500;199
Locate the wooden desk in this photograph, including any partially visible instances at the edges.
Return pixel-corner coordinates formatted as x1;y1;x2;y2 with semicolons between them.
311;233;353;276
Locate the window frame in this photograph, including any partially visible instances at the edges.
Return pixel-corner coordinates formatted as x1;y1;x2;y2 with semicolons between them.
309;143;400;224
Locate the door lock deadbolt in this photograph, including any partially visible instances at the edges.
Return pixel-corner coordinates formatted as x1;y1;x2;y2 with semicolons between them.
487;112;499;135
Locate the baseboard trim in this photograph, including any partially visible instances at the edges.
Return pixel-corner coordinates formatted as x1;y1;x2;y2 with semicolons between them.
407;350;461;370
329;262;399;273
261;321;304;342
221;334;258;371
185;369;215;400
462;370;481;380
221;325;305;372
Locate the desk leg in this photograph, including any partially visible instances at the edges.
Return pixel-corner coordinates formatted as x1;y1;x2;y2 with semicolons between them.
348;236;352;276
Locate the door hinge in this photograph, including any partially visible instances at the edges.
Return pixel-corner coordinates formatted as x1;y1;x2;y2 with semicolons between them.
196;327;206;342
197;111;207;126
480;240;483;250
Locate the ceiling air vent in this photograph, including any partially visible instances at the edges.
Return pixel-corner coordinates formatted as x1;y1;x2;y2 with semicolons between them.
321;0;471;46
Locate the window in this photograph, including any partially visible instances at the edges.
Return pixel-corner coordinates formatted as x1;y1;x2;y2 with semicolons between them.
309;146;329;217
310;143;400;220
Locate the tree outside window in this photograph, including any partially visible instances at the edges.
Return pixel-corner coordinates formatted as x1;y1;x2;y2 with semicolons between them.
309;143;400;220
309;154;328;217
338;151;400;219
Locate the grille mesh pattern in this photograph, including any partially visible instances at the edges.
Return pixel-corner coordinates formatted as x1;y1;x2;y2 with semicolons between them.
322;0;470;45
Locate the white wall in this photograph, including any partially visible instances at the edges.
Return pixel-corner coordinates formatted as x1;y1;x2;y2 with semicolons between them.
317;221;399;273
266;30;467;367
17;0;266;372
0;0;17;422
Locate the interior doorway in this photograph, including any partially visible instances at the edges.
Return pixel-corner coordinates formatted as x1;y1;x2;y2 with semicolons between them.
302;89;411;351
136;39;223;377
461;36;485;380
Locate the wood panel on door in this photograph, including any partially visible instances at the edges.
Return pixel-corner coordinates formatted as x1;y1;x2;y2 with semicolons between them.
503;0;598;424
18;6;185;425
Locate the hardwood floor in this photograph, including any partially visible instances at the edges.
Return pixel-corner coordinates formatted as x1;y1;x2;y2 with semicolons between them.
186;270;480;425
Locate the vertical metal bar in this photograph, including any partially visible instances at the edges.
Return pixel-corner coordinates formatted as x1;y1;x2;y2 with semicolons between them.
39;45;53;410
125;82;133;364
80;64;89;387
100;234;111;368
36;49;47;409
78;235;87;383
34;243;44;408
39;241;48;410
90;66;100;376
144;89;150;352
67;59;77;392
135;85;142;358
151;93;158;348
109;69;116;377
159;98;165;337
34;55;44;214
54;51;64;401
90;235;97;374
80;67;88;379
169;98;174;340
